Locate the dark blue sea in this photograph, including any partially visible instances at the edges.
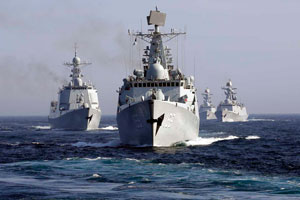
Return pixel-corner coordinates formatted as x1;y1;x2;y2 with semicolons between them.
0;115;299;199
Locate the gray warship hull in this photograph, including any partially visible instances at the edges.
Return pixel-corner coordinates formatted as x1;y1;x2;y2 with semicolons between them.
117;100;199;147
49;107;101;130
215;110;248;122
200;110;217;122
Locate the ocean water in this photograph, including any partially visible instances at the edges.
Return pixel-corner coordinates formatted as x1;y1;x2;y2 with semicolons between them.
0;115;299;199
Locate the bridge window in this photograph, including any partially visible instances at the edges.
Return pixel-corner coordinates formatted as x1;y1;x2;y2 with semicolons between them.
167;82;170;87
163;82;166;87
171;82;175;87
176;82;179;86
181;82;184;86
147;83;150;87
151;83;154;87
159;83;162;87
139;83;142;87
134;83;137;87
143;83;146;87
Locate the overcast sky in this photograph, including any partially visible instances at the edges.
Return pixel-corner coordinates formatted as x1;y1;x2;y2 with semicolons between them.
1;0;299;115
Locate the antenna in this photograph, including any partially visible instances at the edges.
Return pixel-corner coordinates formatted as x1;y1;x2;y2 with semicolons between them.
128;9;185;71
63;44;91;67
194;56;196;85
181;31;186;72
184;25;187;40
176;36;179;69
74;43;78;57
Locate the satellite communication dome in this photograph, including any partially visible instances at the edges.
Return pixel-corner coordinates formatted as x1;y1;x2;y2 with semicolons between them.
146;58;168;80
74;77;83;87
73;56;81;65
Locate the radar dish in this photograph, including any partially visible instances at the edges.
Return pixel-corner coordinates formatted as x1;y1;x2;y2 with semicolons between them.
147;10;166;26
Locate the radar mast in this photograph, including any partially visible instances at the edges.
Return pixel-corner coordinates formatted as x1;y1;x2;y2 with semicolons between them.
222;79;238;104
64;43;91;87
129;8;185;70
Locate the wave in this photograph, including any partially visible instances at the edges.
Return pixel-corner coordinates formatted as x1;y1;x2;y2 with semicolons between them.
125;158;142;162
31;142;41;145
72;140;121;148
248;119;275;122
64;156;142;163
185;135;239;146
32;125;51;130
199;130;226;136
0;127;13;132
92;173;101;177
245;135;260;140
64;157;112;161
100;126;118;130
0;142;20;146
224;120;249;123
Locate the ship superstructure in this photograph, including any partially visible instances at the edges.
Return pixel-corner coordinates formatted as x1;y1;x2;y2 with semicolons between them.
116;9;200;146
48;46;101;130
216;80;248;122
199;88;217;121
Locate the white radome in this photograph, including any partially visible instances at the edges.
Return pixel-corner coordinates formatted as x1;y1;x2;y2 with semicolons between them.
72;56;81;65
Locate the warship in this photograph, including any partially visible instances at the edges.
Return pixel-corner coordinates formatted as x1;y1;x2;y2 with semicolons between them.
199;88;217;121
216;80;248;122
48;46;101;130
116;8;200;146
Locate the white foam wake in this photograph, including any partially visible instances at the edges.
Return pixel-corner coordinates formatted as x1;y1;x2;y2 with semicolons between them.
224;119;249;123
72;140;121;148
99;126;118;131
248;119;275;122
245;135;260;140
185;135;239;146
32;125;51;130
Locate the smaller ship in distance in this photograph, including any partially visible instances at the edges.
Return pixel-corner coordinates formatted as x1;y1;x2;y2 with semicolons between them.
48;45;101;130
199;88;217;122
215;80;248;122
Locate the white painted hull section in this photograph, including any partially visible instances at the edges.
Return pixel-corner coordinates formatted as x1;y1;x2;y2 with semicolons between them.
200;110;217;121
216;106;248;122
49;108;101;130
199;106;217;121
117;100;199;147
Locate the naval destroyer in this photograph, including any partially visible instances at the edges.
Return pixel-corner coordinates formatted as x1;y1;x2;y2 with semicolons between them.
116;9;200;146
215;80;248;122
199;88;217;121
48;46;101;130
